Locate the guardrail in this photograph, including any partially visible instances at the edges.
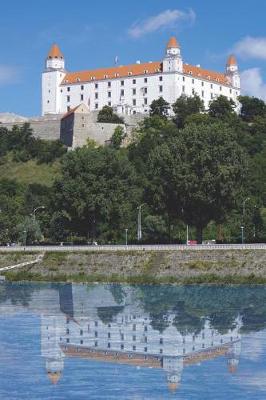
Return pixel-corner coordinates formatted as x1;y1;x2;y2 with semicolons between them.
0;244;265;252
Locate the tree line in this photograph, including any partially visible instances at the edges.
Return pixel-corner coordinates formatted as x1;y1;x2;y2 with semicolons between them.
0;94;265;244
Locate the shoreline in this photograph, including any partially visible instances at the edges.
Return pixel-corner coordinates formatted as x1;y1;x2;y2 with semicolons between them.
1;249;266;284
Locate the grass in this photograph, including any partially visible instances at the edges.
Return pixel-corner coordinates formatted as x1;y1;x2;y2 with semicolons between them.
0;157;61;186
4;270;266;285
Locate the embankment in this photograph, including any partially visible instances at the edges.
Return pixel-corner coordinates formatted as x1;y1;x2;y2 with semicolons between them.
1;249;266;284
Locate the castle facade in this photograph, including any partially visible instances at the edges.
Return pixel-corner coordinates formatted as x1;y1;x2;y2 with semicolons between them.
42;37;240;116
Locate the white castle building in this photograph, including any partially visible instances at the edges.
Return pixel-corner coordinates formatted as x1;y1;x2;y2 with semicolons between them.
42;37;241;116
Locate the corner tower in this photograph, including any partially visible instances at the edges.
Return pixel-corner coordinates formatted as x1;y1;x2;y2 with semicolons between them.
163;37;183;73
226;55;240;89
42;44;66;115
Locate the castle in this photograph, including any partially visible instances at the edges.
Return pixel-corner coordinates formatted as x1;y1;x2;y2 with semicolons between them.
42;37;241;117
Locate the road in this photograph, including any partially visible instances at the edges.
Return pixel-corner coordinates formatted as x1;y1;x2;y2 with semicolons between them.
0;244;265;252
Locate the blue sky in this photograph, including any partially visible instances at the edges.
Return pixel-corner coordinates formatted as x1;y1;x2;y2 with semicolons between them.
1;0;266;116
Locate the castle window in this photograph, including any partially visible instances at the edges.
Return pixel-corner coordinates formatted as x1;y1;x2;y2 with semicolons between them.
159;85;163;92
108;102;111;106
133;99;136;106
108;91;111;98
115;73;119;77
144;77;148;83
202;333;205;339
108;343;111;348
76;78;80;82
80;340;83;345
159;76;163;81
133;79;136;84
183;77;185;82
192;89;195;95
133;345;136;351
144;336;147;343
144;98;148;105
128;72;132;76
81;85;84;90
211;93;214;99
182;85;185;93
183;348;186;354
144;70;148;74
95;321;98;327
108;332;111;338
66;338;70;343
144;326;148;332
108;82;111;88
80;330;83;336
202;90;204;97
104;74;108;79
192;79;195;84
66;329;70;334
144;87;148;94
95;83;98;89
47;100;50;104
95;341;98;347
132;88;136;95
121;344;124;350
202;344;205;348
220;86;222;91
67;106;70;112
210;84;213;89
133;324;136;331
95;93;98;99
189;71;192;75
67;87;70;92
67;96;70;102
121;80;124;86
80;94;84;101
121;333;124;340
192;346;195;351
133;335;136;341
159;338;163;345
121;89;125;97
202;81;204;87
95;331;98;337
144;347;147;352
183;337;186;344
95;103;98;109
230;89;232;94
160;349;163;354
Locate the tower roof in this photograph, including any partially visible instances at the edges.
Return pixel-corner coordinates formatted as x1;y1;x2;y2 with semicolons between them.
227;54;237;66
47;44;64;60
47;371;61;385
166;36;180;49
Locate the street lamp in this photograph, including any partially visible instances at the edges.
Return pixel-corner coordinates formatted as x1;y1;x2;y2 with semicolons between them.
33;206;45;221
241;197;250;245
125;229;128;246
241;226;244;245
137;204;145;241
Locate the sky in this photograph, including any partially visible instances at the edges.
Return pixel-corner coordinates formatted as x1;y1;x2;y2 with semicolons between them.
1;0;266;116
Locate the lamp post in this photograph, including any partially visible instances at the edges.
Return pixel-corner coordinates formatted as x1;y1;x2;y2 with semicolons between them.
241;226;244;245
137;204;144;241
125;229;128;246
241;197;250;245
33;206;45;221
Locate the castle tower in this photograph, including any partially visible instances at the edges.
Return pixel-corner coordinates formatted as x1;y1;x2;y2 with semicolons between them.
226;55;240;89
163;37;183;73
42;44;66;115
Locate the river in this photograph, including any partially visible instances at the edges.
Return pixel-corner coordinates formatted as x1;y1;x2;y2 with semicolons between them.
0;282;266;399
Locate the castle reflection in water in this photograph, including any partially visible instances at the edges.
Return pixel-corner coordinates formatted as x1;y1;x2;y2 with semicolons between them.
0;284;242;392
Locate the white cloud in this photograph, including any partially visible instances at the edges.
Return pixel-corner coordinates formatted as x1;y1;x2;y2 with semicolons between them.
128;9;196;39
234;36;266;60
240;68;266;100
0;65;19;86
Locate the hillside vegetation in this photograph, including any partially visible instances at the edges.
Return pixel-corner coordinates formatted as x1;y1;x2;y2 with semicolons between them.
0;94;265;245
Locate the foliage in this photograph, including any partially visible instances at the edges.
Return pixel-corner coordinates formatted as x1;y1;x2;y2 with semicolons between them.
239;95;266;122
149;97;170;119
172;94;204;128
110;126;125;149
208;95;236;119
97;106;124;124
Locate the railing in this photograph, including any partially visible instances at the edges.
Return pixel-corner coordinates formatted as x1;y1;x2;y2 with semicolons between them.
0;244;265;252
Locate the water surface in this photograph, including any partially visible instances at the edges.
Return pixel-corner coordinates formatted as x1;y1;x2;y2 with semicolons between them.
0;282;266;399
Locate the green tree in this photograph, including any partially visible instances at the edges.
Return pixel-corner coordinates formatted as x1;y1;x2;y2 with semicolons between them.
239;96;266;122
149;97;170;119
147;121;247;243
172;94;204;128
97;106;124;124
16;216;42;244
209;95;236;119
110;126;125;149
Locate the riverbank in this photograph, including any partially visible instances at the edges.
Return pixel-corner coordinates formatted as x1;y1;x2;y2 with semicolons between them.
1;249;266;284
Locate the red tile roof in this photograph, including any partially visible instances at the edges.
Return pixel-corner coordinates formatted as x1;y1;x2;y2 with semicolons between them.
47;44;64;59
227;54;237;66
61;60;230;86
167;36;180;49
